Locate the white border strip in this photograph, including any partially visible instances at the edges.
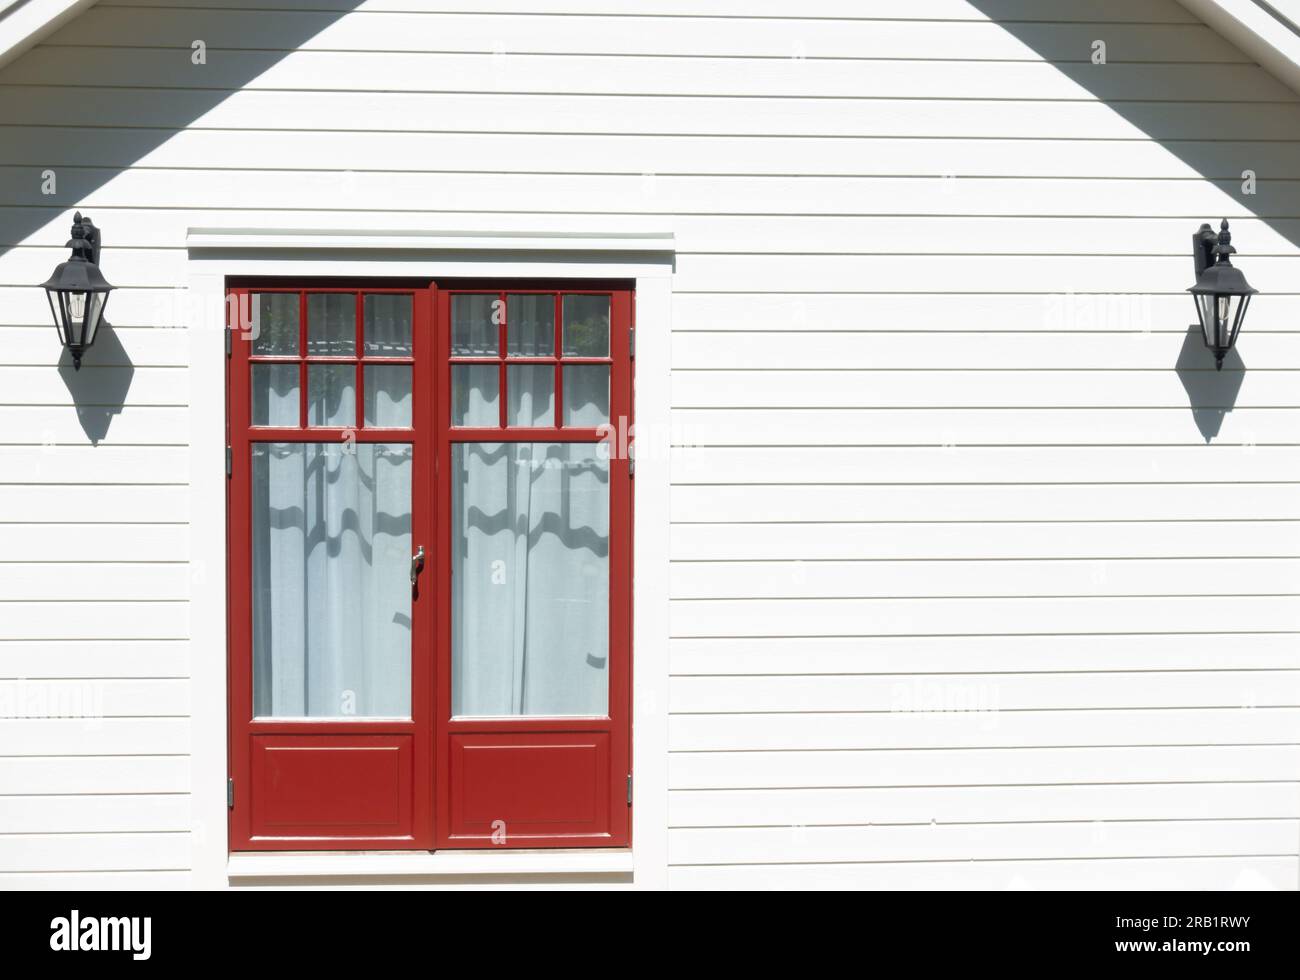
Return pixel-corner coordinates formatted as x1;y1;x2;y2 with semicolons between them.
187;226;673;888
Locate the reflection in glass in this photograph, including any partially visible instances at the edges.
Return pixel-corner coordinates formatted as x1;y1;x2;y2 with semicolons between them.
452;294;498;355
252;443;412;717
452;443;609;717
364;365;412;427
562;295;610;356
364;294;413;357
251;363;299;427
307;294;356;356
508;363;555;427
308;363;356;426
451;364;499;427
562;365;609;426
251;293;298;356
507;294;554;356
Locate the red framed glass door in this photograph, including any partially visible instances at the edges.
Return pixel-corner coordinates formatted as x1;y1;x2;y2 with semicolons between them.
226;281;631;851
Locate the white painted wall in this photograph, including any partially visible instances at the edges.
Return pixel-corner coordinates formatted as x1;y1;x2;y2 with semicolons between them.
0;0;1297;889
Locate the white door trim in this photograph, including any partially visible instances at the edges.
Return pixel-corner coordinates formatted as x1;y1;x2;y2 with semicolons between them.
186;225;673;888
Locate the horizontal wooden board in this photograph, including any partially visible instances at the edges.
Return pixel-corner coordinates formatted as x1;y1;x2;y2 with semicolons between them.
11;131;1300;183
671;520;1300;561
669;669;1300;712
10;212;1300;266
0;793;189;833
670;446;1300;485
0;871;191;889
0;328;190;370
672;370;1300;410
669;408;1300;446
0;718;189;756
0;487;188;524
670;595;1300;638
0;832;189;873
0;446;189;484
0;640;189;679
13;50;1293;103
670;328;1300;372
2;90;1293;140
668;744;1300;789
669;781;1300;827
668;818;1299;864
670;484;1300;524
0;678;189;717
0;525;187;563
670;557;1300;599
90;1;1202;23
0;755;189;794
670;707;1300;751
0;602;188;641
4;170;1298;223
669;633;1300;674
668;856;1298;889
51;10;1240;61
0;405;189;446
0;564;189;602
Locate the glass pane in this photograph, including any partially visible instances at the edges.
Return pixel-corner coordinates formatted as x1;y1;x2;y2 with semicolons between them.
451;365;499;427
364;294;413;357
451;294;499;356
251;293;298;355
507;363;555;427
251;363;299;427
507;294;554;356
308;363;356;427
452;443;609;717
252;442;412;718
364;365;412;427
307;294;356;356
563;365;609;426
562;295;610;356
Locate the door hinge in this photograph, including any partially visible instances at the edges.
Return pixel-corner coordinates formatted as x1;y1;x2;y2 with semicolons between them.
227;777;234;809
629;327;635;359
225;327;232;356
627;774;633;805
225;446;232;477
628;456;635;478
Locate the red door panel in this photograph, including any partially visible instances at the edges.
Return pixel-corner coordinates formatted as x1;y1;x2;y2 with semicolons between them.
448;732;613;845
249;735;416;844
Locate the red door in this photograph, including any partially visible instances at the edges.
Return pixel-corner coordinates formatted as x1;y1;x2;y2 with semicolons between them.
227;281;631;851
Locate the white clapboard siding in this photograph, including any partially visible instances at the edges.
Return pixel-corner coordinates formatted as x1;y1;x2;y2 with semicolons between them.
0;793;189;833
0;833;189;873
670;558;1300;598
0;640;189;679
668;670;1300;712
0;756;189;795
0;0;1298;888
6;90;1294;139
671;521;1300;561
669;707;1300;751
670;484;1300;523
669;782;1300;827
668;819;1300;865
669;857;1300;890
14;132;1300;184
670;634;1300;673
669;745;1300;789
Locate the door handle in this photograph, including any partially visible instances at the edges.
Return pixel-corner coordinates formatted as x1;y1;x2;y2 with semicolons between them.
410;545;425;586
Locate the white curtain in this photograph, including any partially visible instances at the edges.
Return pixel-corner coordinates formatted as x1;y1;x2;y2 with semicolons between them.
251;442;412;718
451;442;609;717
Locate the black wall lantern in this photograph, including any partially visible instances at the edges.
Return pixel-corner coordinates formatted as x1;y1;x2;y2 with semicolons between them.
41;211;114;370
1189;219;1257;370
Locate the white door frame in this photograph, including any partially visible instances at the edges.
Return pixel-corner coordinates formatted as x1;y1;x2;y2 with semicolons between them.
185;226;673;887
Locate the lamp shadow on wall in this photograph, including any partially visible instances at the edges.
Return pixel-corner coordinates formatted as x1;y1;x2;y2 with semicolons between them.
56;321;134;445
1174;323;1244;443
